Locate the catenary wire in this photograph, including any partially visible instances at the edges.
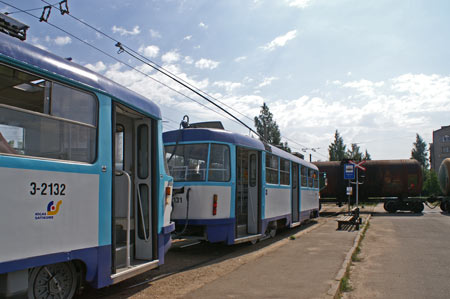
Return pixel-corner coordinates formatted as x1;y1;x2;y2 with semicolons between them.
0;1;248;129
8;0;326;157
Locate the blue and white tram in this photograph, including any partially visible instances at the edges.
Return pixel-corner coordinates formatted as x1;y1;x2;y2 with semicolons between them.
0;33;174;298
163;124;320;245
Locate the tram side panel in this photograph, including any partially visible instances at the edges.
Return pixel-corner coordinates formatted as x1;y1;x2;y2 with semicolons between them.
263;187;291;224
172;184;234;243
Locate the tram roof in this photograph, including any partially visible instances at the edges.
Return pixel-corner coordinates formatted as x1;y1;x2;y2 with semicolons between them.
0;33;161;119
163;128;318;169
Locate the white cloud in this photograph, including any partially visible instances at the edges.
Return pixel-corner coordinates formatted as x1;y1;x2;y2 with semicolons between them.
162;50;181;63
112;25;141;36
195;58;220;70
184;56;194;64
213;81;242;93
235;56;247;62
286;0;312;9
149;29;161;38
54;36;72;46
267;74;450;159
199;22;208;29
30;37;48;50
84;61;107;73
257;77;278;88
261;30;297;51
343;79;385;97
184;35;192;40
138;45;160;58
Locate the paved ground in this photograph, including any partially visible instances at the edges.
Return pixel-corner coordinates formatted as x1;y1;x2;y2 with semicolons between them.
182;214;363;299
344;204;450;299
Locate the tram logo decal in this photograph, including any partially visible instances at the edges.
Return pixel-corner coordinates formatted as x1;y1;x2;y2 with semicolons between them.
35;200;63;220
47;200;62;216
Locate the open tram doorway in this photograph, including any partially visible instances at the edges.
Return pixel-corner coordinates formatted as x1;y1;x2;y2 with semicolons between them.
236;147;261;239
291;163;300;224
111;103;158;277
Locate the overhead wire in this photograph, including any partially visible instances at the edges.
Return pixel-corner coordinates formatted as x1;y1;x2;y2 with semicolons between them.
6;0;327;158
3;2;59;15
39;0;257;129
41;0;324;154
40;0;317;149
0;1;247;128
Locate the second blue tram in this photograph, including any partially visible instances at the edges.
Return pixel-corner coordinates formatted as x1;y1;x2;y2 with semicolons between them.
163;124;320;245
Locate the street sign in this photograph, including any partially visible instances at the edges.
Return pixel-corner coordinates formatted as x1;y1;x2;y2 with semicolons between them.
344;163;355;180
349;160;366;171
346;186;353;195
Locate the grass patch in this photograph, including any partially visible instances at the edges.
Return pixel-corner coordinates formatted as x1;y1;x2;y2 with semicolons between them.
340;272;352;292
289;235;296;240
338;218;372;298
351;246;361;262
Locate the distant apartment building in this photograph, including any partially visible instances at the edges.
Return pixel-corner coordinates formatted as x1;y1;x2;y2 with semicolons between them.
430;125;450;172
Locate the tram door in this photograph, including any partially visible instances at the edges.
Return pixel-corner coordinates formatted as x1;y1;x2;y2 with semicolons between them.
236;148;259;237
112;104;153;271
292;163;299;223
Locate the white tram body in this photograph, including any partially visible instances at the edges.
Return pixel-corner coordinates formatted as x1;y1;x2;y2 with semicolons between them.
163;126;320;245
0;33;174;298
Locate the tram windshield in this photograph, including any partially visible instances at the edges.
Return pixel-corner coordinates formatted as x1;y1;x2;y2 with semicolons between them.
165;143;209;181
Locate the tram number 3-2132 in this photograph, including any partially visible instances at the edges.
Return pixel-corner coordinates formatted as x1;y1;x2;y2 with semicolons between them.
30;182;66;196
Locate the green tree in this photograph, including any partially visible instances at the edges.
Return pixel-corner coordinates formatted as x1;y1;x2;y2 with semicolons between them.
328;130;347;161
346;143;363;161
411;133;428;169
363;149;371;160
254;102;290;151
422;168;441;196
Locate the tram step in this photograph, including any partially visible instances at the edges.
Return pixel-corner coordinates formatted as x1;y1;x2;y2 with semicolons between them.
115;243;134;269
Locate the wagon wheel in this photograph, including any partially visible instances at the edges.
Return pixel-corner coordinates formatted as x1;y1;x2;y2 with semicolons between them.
28;262;78;299
412;202;424;213
384;201;397;213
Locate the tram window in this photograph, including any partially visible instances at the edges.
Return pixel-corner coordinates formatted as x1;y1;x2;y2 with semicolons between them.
165;144;208;181
266;154;279;184
208;144;230;182
301;167;308;187
249;154;257;187
0;64;98;163
313;170;319;188
280;158;290;185
115;125;124;170
308;169;314;187
137;125;149;179
51;83;97;126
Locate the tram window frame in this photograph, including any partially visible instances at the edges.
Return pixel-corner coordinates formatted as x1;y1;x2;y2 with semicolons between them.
301;166;308;187
308;168;314;188
280;158;290;185
208;143;231;182
266;154;279;185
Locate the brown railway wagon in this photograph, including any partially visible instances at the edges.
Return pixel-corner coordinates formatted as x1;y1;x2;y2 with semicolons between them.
313;159;423;203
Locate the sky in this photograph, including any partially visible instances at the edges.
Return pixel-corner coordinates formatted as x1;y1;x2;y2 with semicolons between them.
2;0;450;161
